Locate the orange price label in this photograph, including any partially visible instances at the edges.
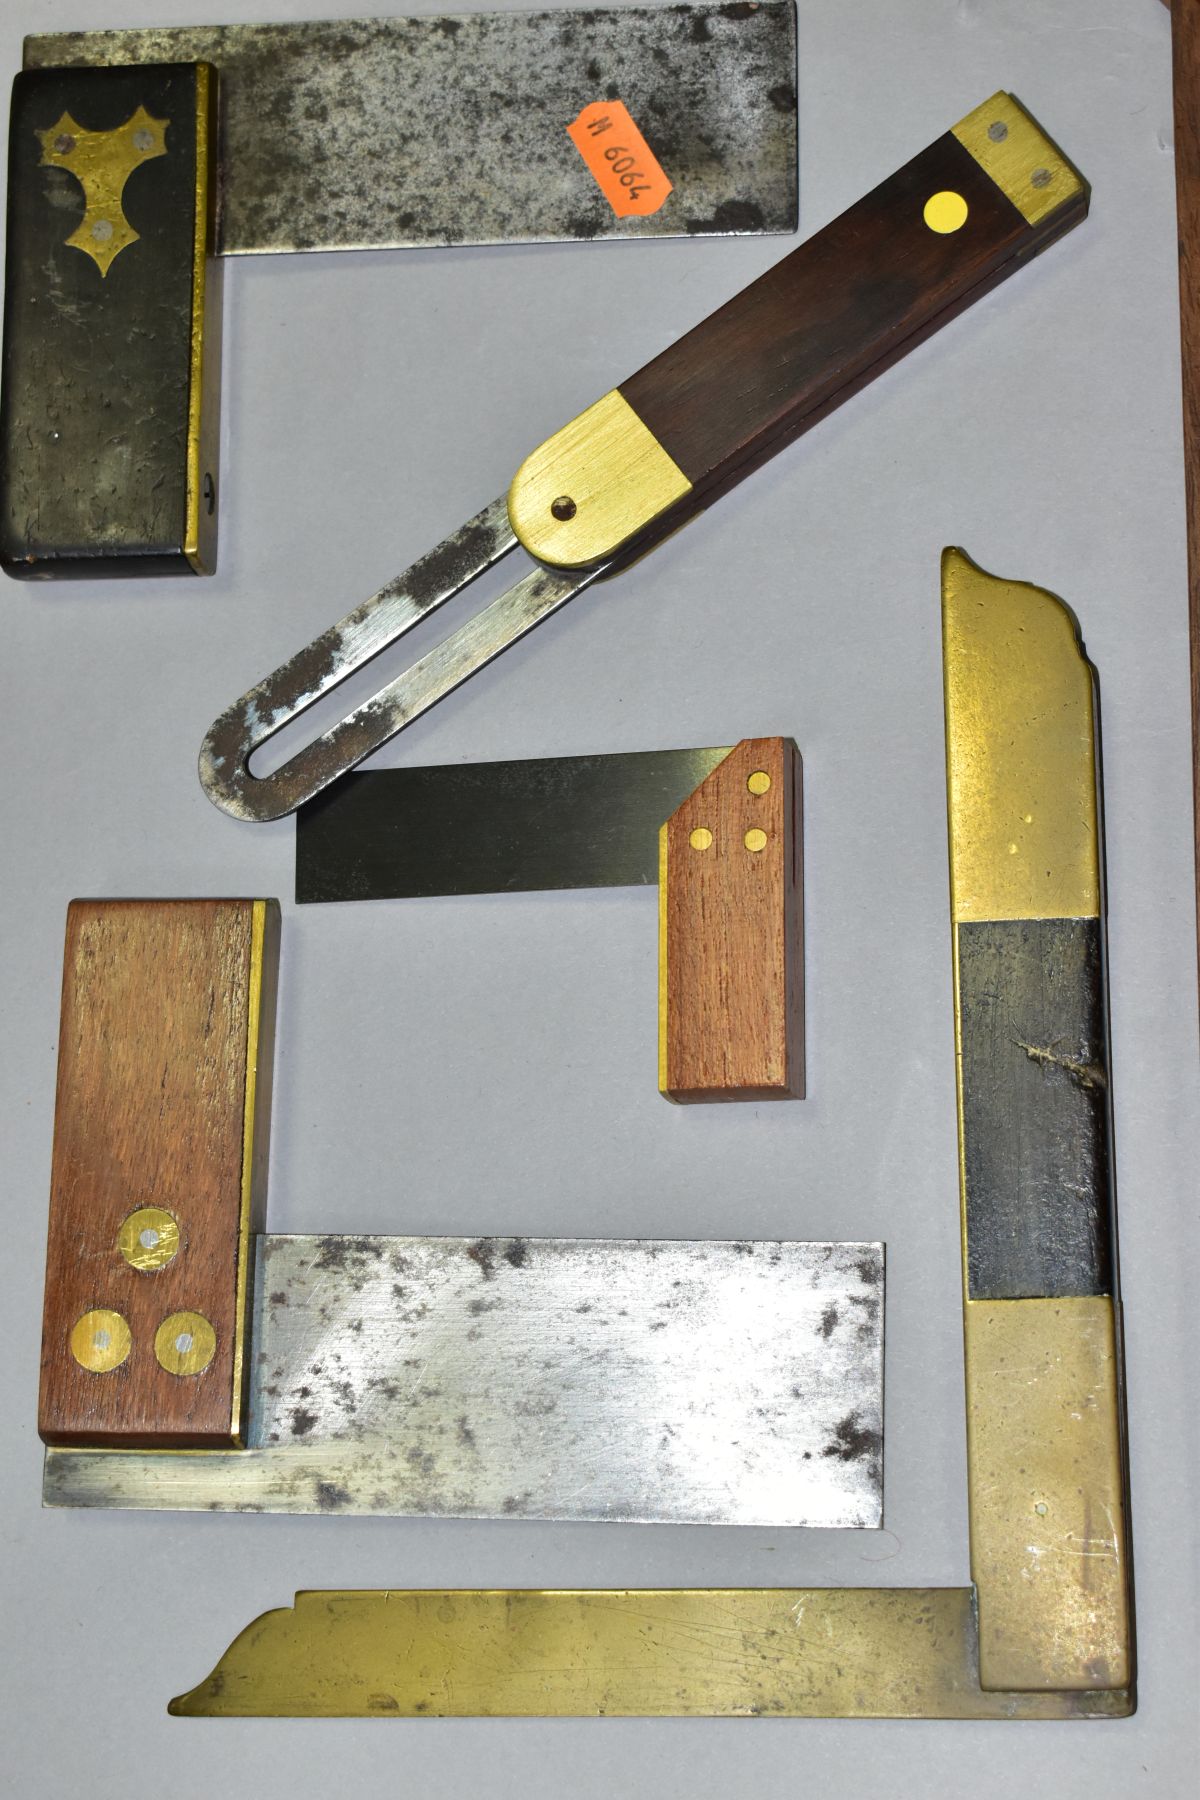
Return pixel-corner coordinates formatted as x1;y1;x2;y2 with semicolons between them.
566;100;673;219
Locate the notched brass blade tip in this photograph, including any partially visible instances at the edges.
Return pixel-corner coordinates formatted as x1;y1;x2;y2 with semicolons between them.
168;1599;300;1716
942;546;1100;924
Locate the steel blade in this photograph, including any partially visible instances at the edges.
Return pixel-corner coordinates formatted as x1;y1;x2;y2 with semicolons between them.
44;1234;884;1526
201;499;606;821
25;7;798;253
296;747;734;900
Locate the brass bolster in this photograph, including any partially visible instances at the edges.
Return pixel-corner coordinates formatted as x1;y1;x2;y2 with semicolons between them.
507;389;692;568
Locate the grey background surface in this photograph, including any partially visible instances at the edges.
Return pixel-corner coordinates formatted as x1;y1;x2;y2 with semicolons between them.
1;0;1196;1794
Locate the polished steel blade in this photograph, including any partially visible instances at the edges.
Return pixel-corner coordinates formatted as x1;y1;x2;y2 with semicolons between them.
44;1234;884;1526
25;8;798;253
199;499;608;820
295;747;734;900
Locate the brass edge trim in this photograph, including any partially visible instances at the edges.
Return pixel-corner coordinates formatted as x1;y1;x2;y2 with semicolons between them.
183;63;212;573
657;822;670;1096
951;91;1088;228
942;547;1101;922
508;390;693;569
229;899;267;1444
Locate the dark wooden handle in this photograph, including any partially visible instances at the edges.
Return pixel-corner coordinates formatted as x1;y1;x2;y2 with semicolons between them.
622;138;1039;496
39;899;279;1449
509;95;1088;569
659;737;803;1103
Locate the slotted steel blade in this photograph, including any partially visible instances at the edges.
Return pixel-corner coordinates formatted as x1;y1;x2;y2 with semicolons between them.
44;1235;884;1526
199;498;610;821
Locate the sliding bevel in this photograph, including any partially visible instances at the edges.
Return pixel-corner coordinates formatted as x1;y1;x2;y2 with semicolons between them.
297;737;803;1102
0;6;796;579
167;553;1133;1720
199;90;1088;821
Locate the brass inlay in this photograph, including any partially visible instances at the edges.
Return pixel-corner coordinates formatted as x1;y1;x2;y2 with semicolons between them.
747;771;771;796
964;1298;1130;1692
184;64;216;575
952;92;1087;228
943;548;1101;922
923;189;968;233
657;821;670;1096
155;1311;216;1378
37;105;167;277
688;826;712;851
508;389;692;568
168;1586;1129;1719
70;1309;131;1374
116;1207;180;1273
229;899;268;1441
744;828;767;853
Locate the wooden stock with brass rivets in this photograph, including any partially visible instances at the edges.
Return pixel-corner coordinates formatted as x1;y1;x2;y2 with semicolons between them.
659;737;803;1102
38;899;278;1449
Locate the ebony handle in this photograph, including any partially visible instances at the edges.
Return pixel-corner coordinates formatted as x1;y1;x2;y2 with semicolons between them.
509;93;1088;569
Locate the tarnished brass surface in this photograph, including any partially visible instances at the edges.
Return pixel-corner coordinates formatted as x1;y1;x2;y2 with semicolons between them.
154;1311;217;1378
943;548;1101;922
230;900;276;1445
964;1298;1130;1692
952;92;1088;228
116;1208;180;1273
169;1586;1131;1719
37;103;167;276
183;62;218;576
508;390;692;568
69;1309;131;1374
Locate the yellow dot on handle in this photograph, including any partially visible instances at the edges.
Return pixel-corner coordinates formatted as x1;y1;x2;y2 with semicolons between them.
923;190;968;234
689;827;713;851
70;1308;131;1373
744;829;768;853
747;771;771;795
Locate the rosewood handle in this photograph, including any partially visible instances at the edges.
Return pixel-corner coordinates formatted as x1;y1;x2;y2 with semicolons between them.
510;92;1088;568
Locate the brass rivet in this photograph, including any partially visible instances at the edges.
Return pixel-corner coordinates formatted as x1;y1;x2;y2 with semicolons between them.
154;1311;217;1377
550;495;577;521
70;1308;132;1373
689;827;713;851
747;770;771;796
923;190;969;234
117;1206;180;1273
744;828;768;853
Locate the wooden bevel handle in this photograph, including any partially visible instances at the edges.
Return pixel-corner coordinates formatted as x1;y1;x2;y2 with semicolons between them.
659;738;803;1103
510;93;1088;569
